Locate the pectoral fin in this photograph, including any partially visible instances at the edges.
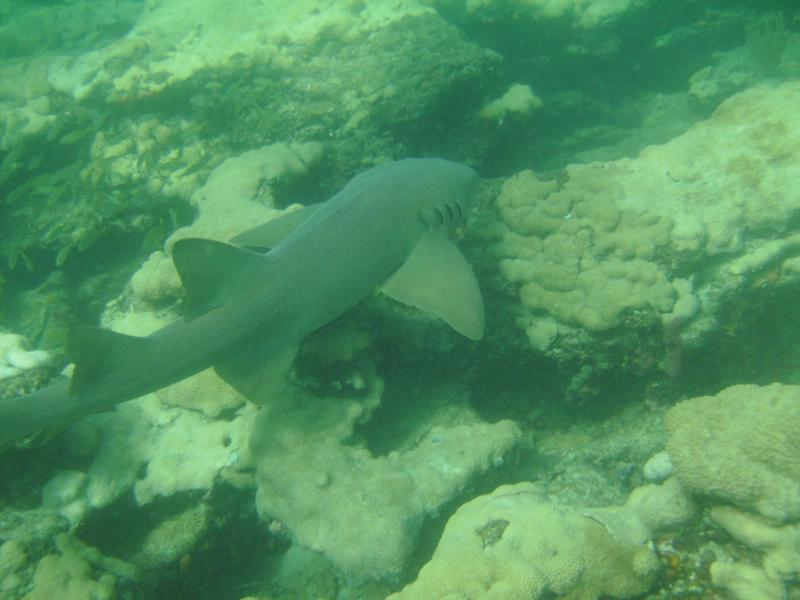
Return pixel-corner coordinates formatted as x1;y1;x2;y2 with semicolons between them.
213;335;300;404
229;204;322;251
381;232;485;340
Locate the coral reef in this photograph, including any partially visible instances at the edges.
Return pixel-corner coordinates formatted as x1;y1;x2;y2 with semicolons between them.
2;0;800;597
0;0;498;346
484;81;800;384
394;381;800;598
47;0;435;103
252;369;521;581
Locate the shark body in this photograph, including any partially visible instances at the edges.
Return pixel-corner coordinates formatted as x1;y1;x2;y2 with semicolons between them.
0;158;484;449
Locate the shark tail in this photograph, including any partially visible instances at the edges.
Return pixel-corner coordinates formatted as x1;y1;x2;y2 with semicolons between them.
0;380;71;450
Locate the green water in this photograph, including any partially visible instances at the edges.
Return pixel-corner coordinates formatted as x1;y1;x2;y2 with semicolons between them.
0;1;799;599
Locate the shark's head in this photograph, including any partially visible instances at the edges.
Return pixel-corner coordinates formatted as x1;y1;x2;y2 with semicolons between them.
382;158;480;233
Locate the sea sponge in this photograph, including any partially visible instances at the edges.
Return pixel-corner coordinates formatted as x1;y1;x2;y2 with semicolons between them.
666;383;800;522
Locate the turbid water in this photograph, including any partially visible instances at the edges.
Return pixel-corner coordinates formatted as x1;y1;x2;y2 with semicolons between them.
0;1;798;599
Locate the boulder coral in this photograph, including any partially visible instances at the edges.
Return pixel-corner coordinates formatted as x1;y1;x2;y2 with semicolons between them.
487;81;800;348
389;482;661;600
666;383;800;600
666;383;800;523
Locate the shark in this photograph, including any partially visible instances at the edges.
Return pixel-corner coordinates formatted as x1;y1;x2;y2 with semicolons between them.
0;158;484;450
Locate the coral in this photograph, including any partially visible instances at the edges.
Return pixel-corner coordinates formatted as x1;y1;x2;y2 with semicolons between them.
711;561;784;600
642;450;673;482
55;534;139;582
251;370;521;581
491;169;675;332
618;477;696;534
42;471;89;527
0;539;26;595
480;83;542;122
666;383;800;522
42;395;164;525
132;504;210;570
165;141;323;248
133;405;255;505
46;387;250;514
157;367;246;418
129;251;183;306
81;399;158;509
0;332;50;381
46;0;435;102
21;551;115;600
709;506;800;600
487;81;800;347
389;482;660;600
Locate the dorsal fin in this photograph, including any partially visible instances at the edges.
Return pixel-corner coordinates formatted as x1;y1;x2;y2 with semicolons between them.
171;238;266;319
229;204;322;251
67;326;153;397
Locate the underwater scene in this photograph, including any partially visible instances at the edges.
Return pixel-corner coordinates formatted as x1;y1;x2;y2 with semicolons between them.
1;0;799;598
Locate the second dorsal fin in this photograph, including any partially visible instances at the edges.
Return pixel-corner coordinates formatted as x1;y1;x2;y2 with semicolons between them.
171;238;266;319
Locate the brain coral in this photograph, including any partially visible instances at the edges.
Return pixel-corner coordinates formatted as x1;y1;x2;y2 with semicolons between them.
666;383;800;523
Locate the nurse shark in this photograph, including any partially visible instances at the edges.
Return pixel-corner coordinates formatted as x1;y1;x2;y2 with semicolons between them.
0;158;484;449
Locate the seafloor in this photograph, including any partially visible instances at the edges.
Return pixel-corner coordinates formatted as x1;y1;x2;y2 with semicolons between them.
0;1;799;599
